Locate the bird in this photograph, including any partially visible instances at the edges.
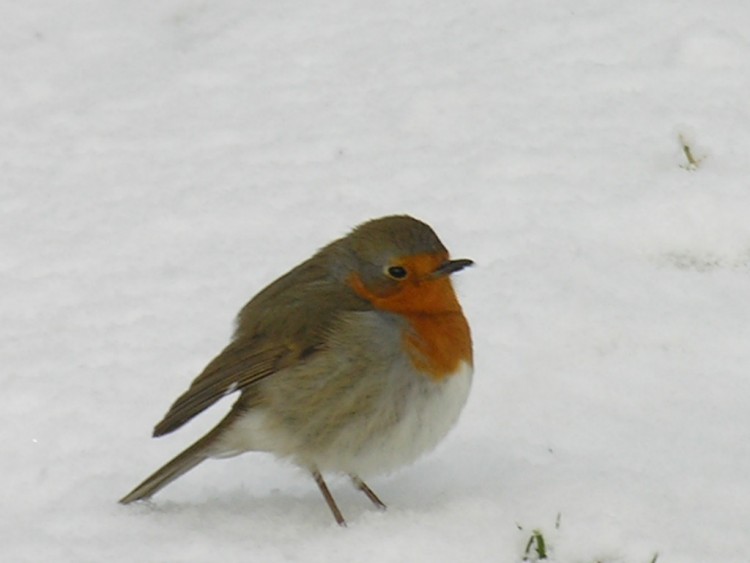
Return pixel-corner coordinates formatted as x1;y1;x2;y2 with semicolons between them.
119;215;473;526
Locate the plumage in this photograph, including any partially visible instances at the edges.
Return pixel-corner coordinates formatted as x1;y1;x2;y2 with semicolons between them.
120;215;473;525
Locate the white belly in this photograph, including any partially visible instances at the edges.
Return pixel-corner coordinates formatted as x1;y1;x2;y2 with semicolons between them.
217;361;473;477
329;360;473;476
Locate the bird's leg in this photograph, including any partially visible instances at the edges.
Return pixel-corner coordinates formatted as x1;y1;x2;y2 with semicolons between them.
350;475;387;510
311;470;346;527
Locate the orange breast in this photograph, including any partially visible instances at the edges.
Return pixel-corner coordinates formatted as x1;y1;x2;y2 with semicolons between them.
402;310;473;380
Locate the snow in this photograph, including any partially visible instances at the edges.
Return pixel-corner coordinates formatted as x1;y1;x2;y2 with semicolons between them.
3;1;750;561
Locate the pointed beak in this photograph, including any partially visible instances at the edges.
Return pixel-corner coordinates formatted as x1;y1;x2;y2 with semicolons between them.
431;258;474;278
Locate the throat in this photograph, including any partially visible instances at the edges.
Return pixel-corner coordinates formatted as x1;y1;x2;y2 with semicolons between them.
403;311;473;380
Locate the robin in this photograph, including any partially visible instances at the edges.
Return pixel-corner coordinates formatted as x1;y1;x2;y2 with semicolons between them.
120;215;473;526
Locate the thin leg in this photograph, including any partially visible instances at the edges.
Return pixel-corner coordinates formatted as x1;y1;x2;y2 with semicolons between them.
350;475;387;510
312;470;347;527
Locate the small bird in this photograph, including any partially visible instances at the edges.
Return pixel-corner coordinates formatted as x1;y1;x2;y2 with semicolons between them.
120;215;473;526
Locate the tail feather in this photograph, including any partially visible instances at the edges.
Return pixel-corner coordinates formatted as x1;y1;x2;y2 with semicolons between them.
119;434;216;504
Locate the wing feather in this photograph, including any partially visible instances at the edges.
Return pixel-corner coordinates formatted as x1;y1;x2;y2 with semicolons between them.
150;250;369;438
152;339;293;437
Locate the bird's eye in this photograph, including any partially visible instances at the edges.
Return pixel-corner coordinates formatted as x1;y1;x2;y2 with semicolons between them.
386;265;408;280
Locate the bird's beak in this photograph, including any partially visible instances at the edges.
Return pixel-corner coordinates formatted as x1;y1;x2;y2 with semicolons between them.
430;258;474;279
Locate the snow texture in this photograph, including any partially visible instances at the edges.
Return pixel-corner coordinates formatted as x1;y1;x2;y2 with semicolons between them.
3;1;750;562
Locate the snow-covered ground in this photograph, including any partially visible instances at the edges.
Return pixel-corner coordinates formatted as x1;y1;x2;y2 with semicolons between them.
3;1;750;561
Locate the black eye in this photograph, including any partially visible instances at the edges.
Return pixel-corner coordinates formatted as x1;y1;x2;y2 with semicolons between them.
386;265;408;279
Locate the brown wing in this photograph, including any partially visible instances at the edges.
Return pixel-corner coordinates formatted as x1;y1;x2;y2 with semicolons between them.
152;337;296;437
152;250;371;438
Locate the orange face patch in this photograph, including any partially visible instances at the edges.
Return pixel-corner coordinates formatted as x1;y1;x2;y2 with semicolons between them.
349;253;473;379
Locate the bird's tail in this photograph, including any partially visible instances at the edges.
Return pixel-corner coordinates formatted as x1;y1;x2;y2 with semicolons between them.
119;431;220;504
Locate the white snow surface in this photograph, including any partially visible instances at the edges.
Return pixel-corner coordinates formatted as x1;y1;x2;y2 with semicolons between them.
3;1;750;562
